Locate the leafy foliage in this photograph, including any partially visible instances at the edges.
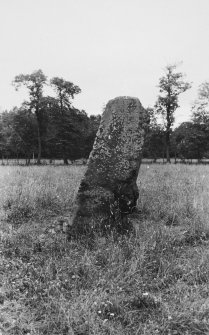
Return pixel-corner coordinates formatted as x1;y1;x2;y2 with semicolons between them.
0;70;101;164
50;77;82;164
192;82;209;124
155;64;191;162
0;104;100;163
173;122;209;161
50;77;81;108
12;70;47;164
1;67;209;163
143;108;165;161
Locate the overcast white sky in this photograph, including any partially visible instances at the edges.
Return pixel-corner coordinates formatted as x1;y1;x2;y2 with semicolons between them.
0;0;209;125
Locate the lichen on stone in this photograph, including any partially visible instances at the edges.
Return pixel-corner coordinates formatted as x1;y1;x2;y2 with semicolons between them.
68;96;149;239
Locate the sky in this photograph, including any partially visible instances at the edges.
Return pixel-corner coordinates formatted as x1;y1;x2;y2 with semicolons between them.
0;0;209;125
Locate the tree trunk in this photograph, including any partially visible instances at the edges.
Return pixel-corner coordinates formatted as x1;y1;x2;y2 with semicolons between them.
26;157;30;165
62;142;68;165
37;124;42;165
166;116;171;163
60;100;68;165
63;156;68;165
166;146;170;163
166;146;171;163
165;90;172;163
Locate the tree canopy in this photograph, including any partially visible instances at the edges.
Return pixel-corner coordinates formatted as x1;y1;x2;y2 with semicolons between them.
0;66;209;165
12;70;47;164
155;64;191;162
192;82;209;124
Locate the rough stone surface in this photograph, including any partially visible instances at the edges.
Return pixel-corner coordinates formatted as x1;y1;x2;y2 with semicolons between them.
69;96;149;238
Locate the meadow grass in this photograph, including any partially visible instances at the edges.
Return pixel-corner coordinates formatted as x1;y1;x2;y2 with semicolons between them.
1;164;209;334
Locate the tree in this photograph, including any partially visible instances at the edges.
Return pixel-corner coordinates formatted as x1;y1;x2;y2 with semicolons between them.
12;69;47;164
187;82;209;161
83;115;101;158
11;106;38;163
155;64;191;162
142;108;165;161
45;98;88;161
0;114;5;161
0;107;38;164
173;122;209;161
0;110;15;161
50;77;81;164
143;125;165;162
192;82;209;124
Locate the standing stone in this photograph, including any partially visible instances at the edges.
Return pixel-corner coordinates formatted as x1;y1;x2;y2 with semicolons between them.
69;96;149;238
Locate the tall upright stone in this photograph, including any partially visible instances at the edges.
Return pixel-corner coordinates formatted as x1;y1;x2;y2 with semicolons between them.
69;96;149;238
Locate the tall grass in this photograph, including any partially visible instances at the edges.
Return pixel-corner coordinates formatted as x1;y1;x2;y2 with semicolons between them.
139;164;209;230
1;164;209;334
0;165;85;223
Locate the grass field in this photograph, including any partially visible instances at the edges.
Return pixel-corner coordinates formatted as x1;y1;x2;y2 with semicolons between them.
1;164;209;334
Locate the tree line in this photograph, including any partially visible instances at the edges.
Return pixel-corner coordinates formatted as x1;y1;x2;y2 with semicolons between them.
0;66;209;164
144;65;209;163
0;70;101;164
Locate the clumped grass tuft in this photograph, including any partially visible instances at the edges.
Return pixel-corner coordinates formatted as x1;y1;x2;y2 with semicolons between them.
1;164;209;334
